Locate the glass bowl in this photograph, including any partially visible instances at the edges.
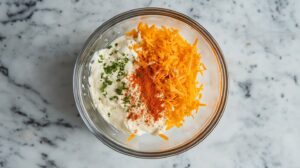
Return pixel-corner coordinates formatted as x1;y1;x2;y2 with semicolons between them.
73;7;228;158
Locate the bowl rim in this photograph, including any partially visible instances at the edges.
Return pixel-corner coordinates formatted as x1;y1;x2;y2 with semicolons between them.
73;7;228;158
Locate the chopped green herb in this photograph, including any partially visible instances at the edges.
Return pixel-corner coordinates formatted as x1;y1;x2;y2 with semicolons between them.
104;62;119;74
117;71;126;77
99;54;104;60
106;45;112;49
115;43;118;47
108;113;111;117
104;77;112;85
100;83;108;92
109;96;119;101
115;88;123;95
115;82;127;95
121;82;126;88
124;57;129;62
103;92;107;97
137;100;142;107
123;96;130;104
106;80;112;85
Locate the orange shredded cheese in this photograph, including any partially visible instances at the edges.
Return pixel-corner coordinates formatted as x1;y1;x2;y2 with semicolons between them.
127;134;136;142
159;134;169;140
128;23;205;130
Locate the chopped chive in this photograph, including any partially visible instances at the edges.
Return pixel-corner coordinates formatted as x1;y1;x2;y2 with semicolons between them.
109;96;119;101
124;57;129;62
123;96;130;104
115;88;123;95
103;92;107;96
100;83;108;92
106;80;112;85
121;82;126;88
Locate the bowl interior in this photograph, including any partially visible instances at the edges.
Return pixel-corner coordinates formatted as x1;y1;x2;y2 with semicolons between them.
75;12;226;155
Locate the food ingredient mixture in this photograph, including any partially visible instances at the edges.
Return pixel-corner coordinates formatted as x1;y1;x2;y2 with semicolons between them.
88;23;206;140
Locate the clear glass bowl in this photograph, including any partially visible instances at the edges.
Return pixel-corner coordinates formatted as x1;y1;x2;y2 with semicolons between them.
73;8;228;158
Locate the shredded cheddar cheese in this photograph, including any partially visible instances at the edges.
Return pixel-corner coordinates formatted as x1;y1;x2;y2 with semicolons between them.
127;134;136;141
128;23;206;130
159;134;169;140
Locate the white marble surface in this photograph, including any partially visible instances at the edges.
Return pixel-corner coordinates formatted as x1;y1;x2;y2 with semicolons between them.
0;0;300;167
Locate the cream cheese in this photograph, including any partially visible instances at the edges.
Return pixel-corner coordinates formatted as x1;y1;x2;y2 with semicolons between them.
88;35;166;136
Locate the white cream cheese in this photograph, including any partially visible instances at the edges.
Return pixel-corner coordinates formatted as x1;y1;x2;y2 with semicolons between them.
88;35;166;136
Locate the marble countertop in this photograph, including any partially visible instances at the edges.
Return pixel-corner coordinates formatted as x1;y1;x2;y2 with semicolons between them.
1;0;300;167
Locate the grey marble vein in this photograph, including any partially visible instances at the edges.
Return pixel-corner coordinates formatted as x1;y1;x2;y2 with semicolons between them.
0;0;300;167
